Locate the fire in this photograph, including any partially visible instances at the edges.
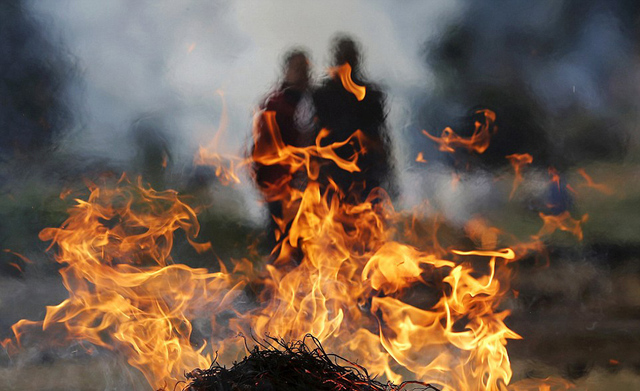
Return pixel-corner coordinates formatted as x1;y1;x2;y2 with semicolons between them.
331;63;366;101
231;136;523;389
3;106;578;389
506;153;533;199
2;249;32;274
423;109;496;154
371;249;521;389
250;110;366;245
194;90;245;185
534;211;589;241
3;176;244;389
576;168;613;195
59;187;73;200
464;217;501;251
452;248;515;260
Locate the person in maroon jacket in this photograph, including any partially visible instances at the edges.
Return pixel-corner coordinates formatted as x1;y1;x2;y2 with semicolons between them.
252;48;314;252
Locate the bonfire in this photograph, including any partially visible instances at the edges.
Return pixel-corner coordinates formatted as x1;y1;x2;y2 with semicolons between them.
1;61;587;391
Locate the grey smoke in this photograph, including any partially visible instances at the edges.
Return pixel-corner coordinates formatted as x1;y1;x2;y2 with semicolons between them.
25;0;454;161
2;2;640;389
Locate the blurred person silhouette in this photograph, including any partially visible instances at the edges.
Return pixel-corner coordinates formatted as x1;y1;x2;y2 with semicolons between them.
251;48;314;253
130;114;173;190
312;34;396;203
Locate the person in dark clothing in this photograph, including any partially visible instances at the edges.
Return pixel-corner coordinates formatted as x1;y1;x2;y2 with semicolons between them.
312;35;396;203
252;48;314;250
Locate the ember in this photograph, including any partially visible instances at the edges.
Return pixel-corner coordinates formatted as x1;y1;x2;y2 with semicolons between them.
185;335;438;391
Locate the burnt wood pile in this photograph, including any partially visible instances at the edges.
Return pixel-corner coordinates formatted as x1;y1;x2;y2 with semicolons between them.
184;335;438;391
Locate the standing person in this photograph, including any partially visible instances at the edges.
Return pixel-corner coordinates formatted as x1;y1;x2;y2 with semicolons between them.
251;48;314;251
312;34;396;203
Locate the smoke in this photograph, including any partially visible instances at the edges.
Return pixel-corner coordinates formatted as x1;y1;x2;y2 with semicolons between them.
6;0;640;210
0;3;459;384
416;0;640;168
21;0;454;163
4;0;462;225
2;1;640;388
0;2;75;157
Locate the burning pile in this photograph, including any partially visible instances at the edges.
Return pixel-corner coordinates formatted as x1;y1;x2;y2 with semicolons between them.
185;335;438;391
1;64;589;391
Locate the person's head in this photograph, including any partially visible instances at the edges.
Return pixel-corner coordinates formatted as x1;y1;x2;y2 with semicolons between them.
330;34;361;73
282;48;310;90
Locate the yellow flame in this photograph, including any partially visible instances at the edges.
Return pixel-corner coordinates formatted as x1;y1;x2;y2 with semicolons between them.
4;176;244;388
4;109;577;391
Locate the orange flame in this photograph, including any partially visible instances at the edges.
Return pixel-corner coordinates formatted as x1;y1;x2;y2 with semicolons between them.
231;112;525;389
423;109;497;154
4;108;577;391
506;153;533;199
4;176;244;389
194;90;245;185
576;168;613;195
534;211;589;241
464;217;501;251
59;187;73;200
331;63;366;101
3;249;33;265
228;171;524;389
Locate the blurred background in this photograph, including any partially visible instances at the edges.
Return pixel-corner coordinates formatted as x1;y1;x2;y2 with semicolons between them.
1;0;639;389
